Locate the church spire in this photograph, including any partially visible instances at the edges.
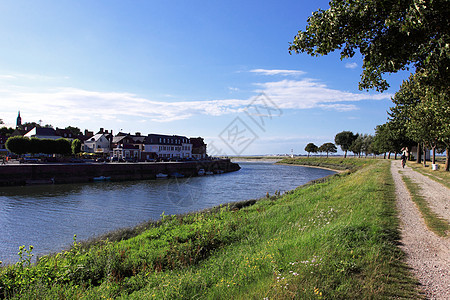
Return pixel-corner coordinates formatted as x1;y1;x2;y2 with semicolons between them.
16;111;22;128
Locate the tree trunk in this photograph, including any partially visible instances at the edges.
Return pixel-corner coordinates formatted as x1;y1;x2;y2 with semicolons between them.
432;147;436;164
326;152;329;158
394;153;397;160
446;148;449;171
423;144;427;167
344;150;347;158
416;143;421;164
388;152;391;159
383;153;386;159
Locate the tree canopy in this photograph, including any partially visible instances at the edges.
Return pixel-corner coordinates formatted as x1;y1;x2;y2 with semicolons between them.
389;73;450;169
319;142;337;158
335;131;358;158
289;0;449;93
304;143;319;157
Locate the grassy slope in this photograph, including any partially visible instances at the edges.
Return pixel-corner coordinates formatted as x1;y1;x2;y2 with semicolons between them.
1;158;419;299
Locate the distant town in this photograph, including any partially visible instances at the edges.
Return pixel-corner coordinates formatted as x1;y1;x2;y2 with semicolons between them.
0;111;207;162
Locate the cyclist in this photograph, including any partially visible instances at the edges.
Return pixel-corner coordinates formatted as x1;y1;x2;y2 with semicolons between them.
401;153;407;168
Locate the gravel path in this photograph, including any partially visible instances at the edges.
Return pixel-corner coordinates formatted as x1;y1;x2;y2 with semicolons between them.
391;160;450;299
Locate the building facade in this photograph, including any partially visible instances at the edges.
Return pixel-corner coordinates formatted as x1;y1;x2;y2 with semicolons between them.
82;133;111;154
143;134;192;159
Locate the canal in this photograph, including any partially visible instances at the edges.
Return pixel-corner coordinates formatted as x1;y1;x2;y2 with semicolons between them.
0;161;335;264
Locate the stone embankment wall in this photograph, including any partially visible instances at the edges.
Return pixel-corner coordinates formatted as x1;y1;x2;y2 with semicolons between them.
0;159;240;186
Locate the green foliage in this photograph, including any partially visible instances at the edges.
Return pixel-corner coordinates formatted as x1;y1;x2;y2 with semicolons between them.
304;143;318;157
0;160;419;299
5;136;72;156
5;136;30;155
335;131;357;158
65;126;82;136
0;126;14;137
55;138;72;155
389;73;450;169
318;142;337;158
289;0;449;93
71;139;82;155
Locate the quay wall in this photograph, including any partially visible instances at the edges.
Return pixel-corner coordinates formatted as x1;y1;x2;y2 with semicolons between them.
0;159;240;186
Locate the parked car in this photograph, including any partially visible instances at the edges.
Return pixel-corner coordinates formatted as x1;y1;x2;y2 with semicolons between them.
20;157;40;164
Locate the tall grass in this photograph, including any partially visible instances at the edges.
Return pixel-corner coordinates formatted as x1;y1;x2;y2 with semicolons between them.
0;159;419;299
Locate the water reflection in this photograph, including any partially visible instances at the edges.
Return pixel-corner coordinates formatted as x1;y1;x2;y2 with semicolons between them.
0;162;334;264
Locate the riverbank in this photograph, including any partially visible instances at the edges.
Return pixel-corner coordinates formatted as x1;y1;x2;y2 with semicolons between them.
0;159;240;186
0;158;419;299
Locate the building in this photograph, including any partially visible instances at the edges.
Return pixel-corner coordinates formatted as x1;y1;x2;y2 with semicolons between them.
24;127;61;140
82;133;111;155
16;111;21;129
112;144;141;160
190;137;207;159
143;134;192;160
55;128;76;140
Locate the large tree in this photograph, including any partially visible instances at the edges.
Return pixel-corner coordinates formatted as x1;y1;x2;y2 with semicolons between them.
319;142;337;158
304;143;319;158
390;73;450;170
65;126;82;137
335;131;358;158
289;0;449;93
71;139;82;155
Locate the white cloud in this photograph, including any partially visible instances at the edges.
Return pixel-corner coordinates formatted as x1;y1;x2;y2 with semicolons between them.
345;62;358;69
250;69;306;76
1;77;390;127
254;79;388;111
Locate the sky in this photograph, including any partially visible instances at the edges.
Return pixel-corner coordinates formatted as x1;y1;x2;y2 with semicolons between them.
0;0;410;156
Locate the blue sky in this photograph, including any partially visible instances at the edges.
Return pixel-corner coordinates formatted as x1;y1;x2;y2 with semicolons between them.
0;0;409;155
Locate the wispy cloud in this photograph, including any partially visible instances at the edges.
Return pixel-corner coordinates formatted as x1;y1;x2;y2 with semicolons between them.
255;79;388;111
1;76;390;126
250;69;306;76
345;62;358;69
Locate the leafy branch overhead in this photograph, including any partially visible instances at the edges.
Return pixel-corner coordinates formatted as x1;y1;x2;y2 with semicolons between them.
289;0;449;92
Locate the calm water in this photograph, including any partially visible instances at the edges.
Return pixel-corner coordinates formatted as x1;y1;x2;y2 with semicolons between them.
0;162;334;264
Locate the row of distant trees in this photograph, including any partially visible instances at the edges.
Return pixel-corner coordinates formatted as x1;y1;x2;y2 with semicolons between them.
305;131;371;159
5;136;82;156
304;130;429;160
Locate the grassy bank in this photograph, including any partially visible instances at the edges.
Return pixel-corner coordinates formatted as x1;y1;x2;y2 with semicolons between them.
277;157;371;171
0;159;419;299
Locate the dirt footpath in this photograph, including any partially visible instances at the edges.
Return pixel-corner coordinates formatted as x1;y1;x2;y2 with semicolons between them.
391;160;450;299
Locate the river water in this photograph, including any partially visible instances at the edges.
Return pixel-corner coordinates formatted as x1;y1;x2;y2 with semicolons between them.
0;161;334;264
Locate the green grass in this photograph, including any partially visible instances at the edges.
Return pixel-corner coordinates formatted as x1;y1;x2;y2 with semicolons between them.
408;162;450;189
277;157;373;171
0;159;419;299
401;173;450;237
